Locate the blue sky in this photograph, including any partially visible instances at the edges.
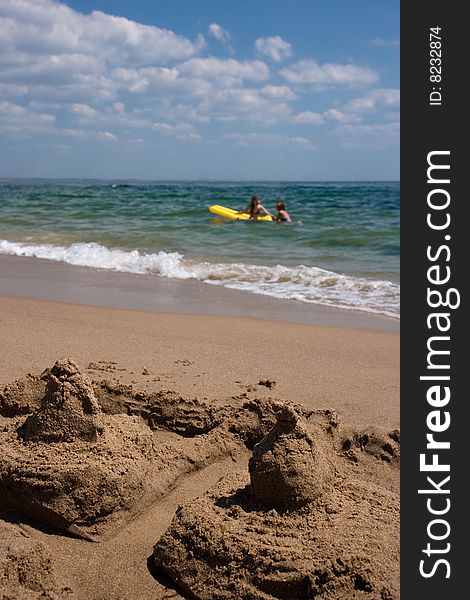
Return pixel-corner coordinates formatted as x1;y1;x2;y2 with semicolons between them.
0;0;399;180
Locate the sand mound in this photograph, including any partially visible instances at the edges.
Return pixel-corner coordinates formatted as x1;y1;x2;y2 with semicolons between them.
227;397;279;449
0;359;399;599
153;405;399;599
1;373;274;443
19;358;104;443
249;404;334;510
340;424;400;464
80;381;222;436
0;374;45;417
0;519;75;599
0;416;156;540
0;360;267;541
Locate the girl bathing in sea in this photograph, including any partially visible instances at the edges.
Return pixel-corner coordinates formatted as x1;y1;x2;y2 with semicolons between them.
238;196;273;220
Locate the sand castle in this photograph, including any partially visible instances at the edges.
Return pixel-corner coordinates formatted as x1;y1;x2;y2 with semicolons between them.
1;359;400;600
152;403;400;599
249;403;334;510
19;358;104;443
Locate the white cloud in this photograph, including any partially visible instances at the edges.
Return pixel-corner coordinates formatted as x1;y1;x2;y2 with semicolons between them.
0;0;218;137
69;103;98;118
291;111;324;125
200;88;291;125
336;121;399;148
280;59;378;86
323;108;361;123
208;23;231;46
0;100;26;118
0;0;202;107
0;83;29;97
208;89;268;112
178;58;269;81
255;36;292;62
99;131;119;142
0;0;395;157
260;85;297;100
370;38;400;48
64;128;119;142
109;65;214;99
171;104;211;123
291;108;360;125
290;90;398;130
224;131;312;149
339;122;400;136
288;136;313;148
0;99;55;135
347;89;400;112
86;11;202;65
152;121;201;141
0;0;201;67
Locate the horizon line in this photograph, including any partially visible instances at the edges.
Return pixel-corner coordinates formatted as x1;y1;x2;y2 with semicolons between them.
0;176;400;184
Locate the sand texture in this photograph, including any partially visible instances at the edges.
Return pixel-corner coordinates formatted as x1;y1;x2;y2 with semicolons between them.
0;292;399;599
1;356;399;599
0;519;76;599
153;406;399;600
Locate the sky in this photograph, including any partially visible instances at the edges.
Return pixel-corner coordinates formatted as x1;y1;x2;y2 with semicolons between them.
0;0;400;180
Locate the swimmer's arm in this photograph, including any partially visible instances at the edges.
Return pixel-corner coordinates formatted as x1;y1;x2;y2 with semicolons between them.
259;204;273;216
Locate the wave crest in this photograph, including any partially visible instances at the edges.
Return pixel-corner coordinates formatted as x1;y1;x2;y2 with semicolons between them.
0;239;399;318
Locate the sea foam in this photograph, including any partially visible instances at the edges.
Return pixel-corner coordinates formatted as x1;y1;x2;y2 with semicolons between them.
0;239;399;318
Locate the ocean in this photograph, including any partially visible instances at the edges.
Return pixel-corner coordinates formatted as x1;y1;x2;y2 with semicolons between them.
0;180;400;319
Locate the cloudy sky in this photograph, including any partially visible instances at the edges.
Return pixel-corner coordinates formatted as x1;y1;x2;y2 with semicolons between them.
0;0;399;180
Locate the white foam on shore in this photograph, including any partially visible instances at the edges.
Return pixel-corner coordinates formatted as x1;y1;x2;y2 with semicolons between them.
0;239;400;319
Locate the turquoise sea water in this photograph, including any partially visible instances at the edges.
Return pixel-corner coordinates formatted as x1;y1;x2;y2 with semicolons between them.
0;180;400;319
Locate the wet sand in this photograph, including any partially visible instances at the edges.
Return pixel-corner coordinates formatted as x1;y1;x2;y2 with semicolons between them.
0;253;399;331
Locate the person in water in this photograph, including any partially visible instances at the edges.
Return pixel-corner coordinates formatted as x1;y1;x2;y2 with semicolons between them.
238;196;273;220
273;201;291;223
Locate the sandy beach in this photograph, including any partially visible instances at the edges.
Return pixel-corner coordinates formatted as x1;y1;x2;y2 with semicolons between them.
0;255;399;428
0;255;400;599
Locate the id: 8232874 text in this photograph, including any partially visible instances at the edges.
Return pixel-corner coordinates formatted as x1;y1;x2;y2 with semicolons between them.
429;26;442;106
